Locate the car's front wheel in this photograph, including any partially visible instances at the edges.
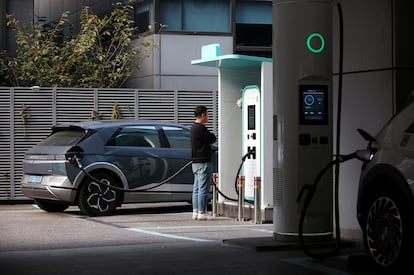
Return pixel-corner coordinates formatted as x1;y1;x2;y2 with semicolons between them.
78;172;121;216
363;190;412;271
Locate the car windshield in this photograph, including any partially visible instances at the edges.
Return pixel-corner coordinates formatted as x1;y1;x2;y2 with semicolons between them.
37;129;85;146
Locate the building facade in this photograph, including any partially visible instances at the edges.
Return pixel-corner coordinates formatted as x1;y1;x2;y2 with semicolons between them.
127;0;272;90
0;0;272;91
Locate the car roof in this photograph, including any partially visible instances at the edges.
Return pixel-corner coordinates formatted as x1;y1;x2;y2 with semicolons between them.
52;120;191;132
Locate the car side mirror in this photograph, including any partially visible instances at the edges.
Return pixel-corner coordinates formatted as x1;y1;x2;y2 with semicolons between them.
357;128;376;143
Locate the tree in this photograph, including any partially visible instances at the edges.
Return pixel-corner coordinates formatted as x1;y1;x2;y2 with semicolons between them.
0;2;151;88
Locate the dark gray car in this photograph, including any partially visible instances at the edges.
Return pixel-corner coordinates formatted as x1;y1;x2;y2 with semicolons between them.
21;120;217;216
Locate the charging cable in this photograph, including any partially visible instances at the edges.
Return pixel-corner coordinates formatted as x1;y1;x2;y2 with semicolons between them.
297;154;352;259
67;147;256;203
213;150;255;203
69;154;193;192
297;147;375;259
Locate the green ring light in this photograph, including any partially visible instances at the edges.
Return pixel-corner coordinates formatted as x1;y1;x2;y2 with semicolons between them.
306;33;325;54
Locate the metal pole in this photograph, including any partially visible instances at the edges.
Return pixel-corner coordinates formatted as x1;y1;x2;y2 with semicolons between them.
254;176;261;224
211;173;218;217
237;175;245;221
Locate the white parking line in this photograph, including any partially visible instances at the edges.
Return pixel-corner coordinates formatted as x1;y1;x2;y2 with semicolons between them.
124;224;272;243
125;227;214;242
251;228;275;234
135;224;273;230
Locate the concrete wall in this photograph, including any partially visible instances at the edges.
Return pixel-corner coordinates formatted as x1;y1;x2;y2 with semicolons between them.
394;0;414;109
332;0;414;239
125;34;233;91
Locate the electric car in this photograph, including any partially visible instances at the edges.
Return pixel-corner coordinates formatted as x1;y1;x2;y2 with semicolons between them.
356;101;414;270
21;120;217;216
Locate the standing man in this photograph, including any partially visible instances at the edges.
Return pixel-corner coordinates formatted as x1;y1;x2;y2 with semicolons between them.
191;105;217;220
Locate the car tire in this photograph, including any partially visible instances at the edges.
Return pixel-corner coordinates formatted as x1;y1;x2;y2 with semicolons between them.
362;188;413;271
78;172;121;216
34;198;70;212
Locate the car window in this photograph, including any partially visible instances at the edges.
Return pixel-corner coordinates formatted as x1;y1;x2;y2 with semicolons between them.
162;126;191;149
37;130;85;146
107;126;160;148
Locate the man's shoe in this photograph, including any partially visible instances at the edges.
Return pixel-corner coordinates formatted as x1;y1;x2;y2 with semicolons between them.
197;212;211;221
192;211;198;220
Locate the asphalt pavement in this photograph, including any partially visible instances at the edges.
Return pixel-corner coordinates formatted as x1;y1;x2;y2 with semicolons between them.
0;202;376;275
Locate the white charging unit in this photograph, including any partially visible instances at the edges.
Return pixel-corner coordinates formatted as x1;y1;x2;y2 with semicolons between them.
273;0;334;240
192;44;274;222
242;85;261;201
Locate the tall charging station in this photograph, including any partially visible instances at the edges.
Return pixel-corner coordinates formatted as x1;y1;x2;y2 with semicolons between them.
242;86;261;201
273;0;334;240
192;44;274;222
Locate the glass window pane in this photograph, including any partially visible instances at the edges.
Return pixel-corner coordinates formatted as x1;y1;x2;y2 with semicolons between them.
38;130;84;146
108;126;160;147
160;0;230;32
134;0;154;33
183;0;230;32
162;126;191;149
236;1;272;24
159;0;182;31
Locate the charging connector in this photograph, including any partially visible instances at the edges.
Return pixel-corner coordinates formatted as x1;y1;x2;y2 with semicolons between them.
242;147;256;161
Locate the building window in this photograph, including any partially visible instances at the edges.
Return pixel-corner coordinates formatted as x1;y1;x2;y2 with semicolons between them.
235;0;272;57
159;0;231;33
133;0;154;34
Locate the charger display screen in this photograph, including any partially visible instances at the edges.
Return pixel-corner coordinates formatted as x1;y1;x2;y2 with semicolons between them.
299;85;328;125
248;105;256;130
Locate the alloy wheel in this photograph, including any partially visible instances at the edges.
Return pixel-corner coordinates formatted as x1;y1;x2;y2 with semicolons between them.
86;179;117;212
365;196;402;267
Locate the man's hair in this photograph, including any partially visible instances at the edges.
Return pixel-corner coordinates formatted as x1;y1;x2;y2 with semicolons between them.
194;105;208;117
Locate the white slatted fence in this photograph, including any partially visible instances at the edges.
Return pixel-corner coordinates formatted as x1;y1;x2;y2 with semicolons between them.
0;87;218;200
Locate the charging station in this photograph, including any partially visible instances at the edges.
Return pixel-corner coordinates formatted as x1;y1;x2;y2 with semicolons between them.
192;44;273;222
273;0;333;240
242;86;261;201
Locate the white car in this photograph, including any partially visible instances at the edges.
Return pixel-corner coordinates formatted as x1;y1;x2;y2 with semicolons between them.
356;100;414;270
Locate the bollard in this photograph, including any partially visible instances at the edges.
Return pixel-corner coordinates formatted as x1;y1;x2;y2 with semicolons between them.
237;175;245;221
254;176;261;224
211;173;218;217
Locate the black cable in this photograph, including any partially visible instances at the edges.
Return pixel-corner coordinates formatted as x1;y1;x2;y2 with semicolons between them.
297;157;341;259
213;184;237;201
74;153;248;201
236;152;255;204
333;1;344;256
71;148;254;203
213;151;254;203
74;156;193;192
